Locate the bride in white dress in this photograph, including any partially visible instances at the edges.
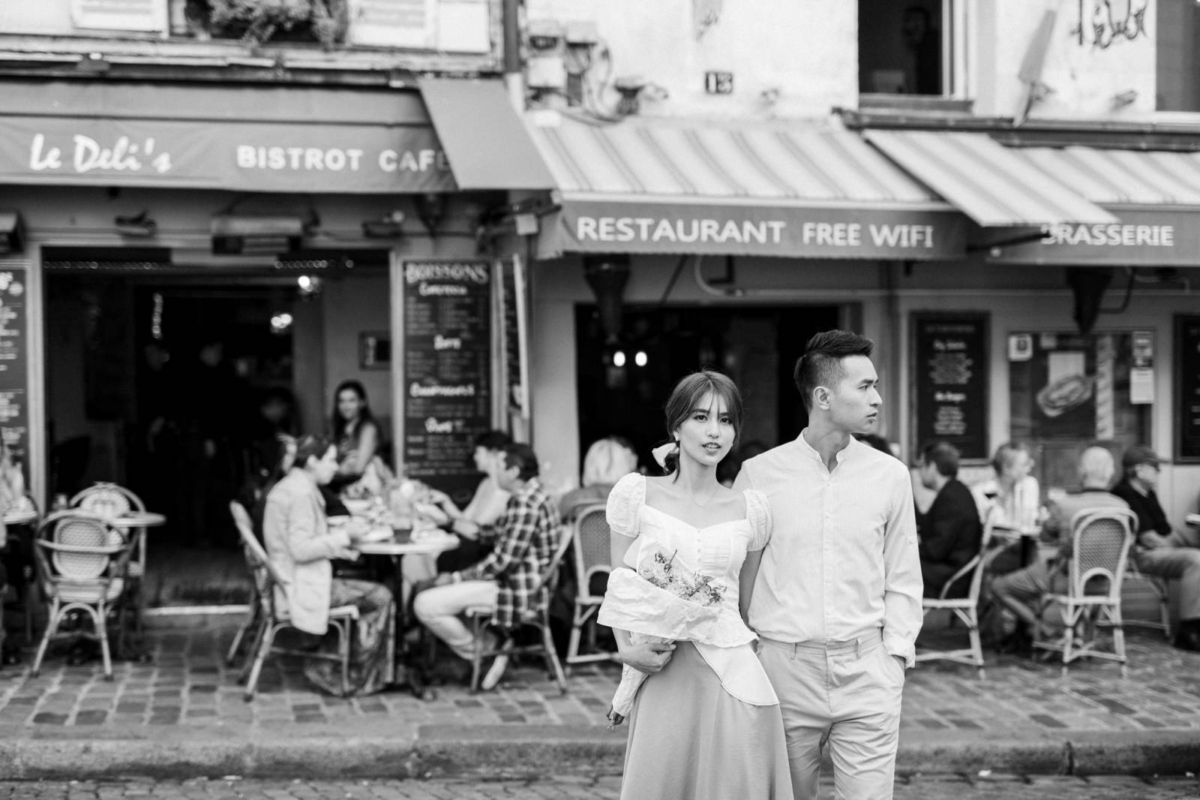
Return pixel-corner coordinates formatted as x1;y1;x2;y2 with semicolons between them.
602;371;792;800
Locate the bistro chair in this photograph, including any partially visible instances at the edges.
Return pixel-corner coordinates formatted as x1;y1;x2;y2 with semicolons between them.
464;523;574;694
1033;508;1138;677
565;504;619;672
31;511;137;680
235;519;359;700
1123;560;1172;640
915;516;995;679
71;483;149;634
227;501;264;668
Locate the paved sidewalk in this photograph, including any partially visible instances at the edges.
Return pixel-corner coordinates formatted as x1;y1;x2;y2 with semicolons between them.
0;621;1198;779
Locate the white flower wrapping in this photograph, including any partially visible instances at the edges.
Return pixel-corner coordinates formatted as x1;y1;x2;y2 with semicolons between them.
597;544;755;727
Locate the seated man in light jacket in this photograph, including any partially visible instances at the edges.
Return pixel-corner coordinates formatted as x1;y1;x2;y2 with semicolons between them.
263;434;393;696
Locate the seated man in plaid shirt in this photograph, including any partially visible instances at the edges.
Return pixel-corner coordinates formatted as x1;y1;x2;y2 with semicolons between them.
414;442;561;689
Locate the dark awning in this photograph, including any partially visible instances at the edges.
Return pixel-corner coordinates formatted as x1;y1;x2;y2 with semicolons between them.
419;77;555;191
0;78;553;194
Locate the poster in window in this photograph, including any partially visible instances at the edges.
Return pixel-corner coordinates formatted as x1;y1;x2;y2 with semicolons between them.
911;313;988;460
1176;316;1200;462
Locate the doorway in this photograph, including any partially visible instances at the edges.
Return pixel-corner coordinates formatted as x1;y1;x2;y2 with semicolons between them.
574;304;841;477
45;268;302;605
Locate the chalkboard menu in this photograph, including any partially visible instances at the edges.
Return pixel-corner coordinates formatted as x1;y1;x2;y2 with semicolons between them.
399;259;493;505
912;313;989;460
1177;315;1200;462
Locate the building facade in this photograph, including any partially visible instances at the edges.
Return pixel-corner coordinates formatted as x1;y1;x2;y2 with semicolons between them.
515;0;1200;530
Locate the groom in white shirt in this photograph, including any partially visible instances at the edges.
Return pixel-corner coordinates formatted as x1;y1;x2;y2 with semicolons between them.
735;329;923;800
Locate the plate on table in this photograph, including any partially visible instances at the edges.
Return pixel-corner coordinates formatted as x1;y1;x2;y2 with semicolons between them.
362;526;395;544
328;515;351;527
1188;514;1200;527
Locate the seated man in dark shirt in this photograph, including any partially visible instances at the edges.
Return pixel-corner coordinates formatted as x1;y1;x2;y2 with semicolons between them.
916;442;982;598
1112;445;1200;651
992;446;1128;649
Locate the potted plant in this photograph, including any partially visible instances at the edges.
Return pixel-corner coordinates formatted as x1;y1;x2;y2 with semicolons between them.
207;0;315;45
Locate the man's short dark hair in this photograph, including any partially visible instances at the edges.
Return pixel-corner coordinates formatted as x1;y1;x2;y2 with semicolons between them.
474;429;512;451
501;443;540;481
793;330;875;412
294;434;332;469
922;441;960;478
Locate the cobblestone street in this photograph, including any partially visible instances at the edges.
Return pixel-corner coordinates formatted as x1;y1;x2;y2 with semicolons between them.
0;775;1198;800
2;624;1199;736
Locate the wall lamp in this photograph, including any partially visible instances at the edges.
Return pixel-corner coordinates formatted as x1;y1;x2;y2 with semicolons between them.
414;194;446;236
212;214;306;255
362;210;406;238
115;210;157;238
0;212;25;254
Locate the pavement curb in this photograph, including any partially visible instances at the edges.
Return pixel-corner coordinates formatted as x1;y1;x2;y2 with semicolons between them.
0;725;1196;780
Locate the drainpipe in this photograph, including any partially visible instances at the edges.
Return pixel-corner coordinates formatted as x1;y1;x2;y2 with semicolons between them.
503;0;524;110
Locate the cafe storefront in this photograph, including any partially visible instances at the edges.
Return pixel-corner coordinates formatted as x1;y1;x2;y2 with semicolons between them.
2;76;552;581
521;118;1200;530
520;113;976;491
865;132;1200;525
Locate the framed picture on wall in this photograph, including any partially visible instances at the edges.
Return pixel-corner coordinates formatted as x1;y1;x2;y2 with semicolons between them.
359;331;391;370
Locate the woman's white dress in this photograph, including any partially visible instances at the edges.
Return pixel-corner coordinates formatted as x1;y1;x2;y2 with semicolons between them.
605;473;792;800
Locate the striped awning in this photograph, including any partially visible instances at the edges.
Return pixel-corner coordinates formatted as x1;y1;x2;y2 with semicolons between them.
863;130;1117;228
527;112;970;260
1012;146;1200;206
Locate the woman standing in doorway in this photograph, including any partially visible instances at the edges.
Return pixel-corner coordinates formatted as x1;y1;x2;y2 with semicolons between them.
330;380;390;496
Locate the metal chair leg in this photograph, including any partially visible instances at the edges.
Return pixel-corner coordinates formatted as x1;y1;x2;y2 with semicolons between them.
243;623;277;701
92;603;113;681
31;599;62;677
542;621;568;695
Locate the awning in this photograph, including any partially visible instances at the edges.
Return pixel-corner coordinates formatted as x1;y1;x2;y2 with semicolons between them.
0;79;551;194
419;78;555;191
529;113;970;260
863;130;1117;227
986;145;1200;266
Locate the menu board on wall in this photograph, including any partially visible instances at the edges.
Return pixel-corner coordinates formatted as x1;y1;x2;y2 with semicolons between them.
1177;315;1200;462
912;313;989;460
0;264;29;476
399;259;492;505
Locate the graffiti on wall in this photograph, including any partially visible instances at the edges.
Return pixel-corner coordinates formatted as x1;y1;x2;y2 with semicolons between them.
1077;0;1149;49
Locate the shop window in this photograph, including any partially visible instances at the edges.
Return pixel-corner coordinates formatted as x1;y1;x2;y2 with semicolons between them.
859;0;951;96
1157;0;1200;111
1007;331;1152;498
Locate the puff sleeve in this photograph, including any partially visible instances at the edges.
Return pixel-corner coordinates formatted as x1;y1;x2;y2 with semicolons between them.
744;489;773;551
606;473;645;539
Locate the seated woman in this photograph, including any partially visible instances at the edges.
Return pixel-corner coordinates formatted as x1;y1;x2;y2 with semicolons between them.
329;380;392;499
971;441;1044;577
398;431;512;606
558;436;639;520
262;435;394;696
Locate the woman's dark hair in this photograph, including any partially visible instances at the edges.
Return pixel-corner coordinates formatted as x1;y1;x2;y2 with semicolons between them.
922;441;960;478
294;434;333;469
473;429;512;451
331;380;377;443
661;371;743;475
793;330;874;412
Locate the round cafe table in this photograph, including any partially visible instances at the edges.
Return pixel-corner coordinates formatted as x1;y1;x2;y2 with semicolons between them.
2;508;39;526
96;511;166;656
354;530;459;695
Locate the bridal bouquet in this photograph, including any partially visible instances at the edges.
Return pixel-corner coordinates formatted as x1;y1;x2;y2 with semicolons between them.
599;544;728;728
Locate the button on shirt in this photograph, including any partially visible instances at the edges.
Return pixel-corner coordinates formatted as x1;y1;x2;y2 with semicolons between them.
733;432;924;665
